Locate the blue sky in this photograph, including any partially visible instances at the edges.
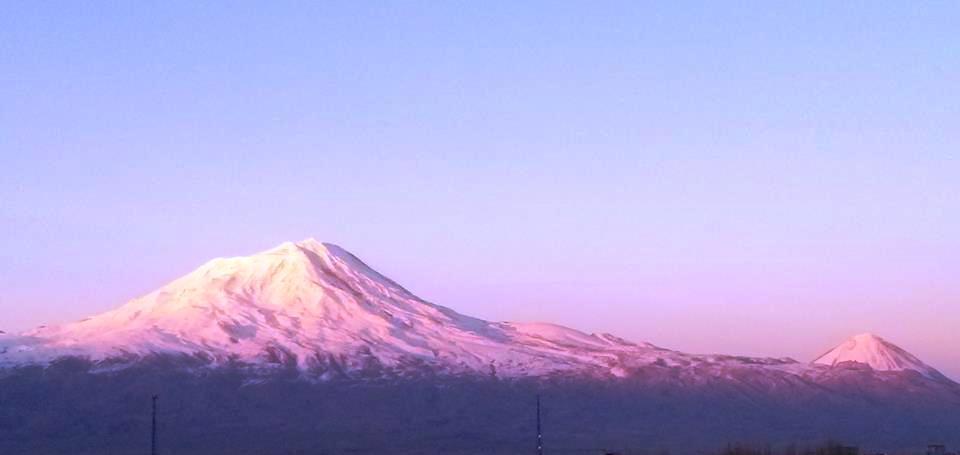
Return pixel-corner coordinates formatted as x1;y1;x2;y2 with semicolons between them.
1;2;958;376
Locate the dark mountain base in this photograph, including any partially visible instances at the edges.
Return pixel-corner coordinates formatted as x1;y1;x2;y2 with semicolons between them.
1;359;958;455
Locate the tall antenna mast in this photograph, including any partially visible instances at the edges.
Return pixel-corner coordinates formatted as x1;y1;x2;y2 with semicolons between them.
536;394;543;455
151;395;158;455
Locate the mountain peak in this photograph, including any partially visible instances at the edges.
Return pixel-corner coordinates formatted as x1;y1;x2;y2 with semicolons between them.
848;332;885;345
291;237;333;252
266;238;331;256
4;241;955;386
11;240;663;378
264;240;366;270
813;333;947;381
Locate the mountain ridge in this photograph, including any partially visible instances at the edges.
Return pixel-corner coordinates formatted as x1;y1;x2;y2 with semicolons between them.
1;239;953;386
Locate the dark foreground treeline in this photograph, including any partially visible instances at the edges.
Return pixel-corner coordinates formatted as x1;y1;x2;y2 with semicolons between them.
1;356;958;455
717;442;879;455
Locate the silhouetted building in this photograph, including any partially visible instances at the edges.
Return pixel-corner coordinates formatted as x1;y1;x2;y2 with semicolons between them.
927;444;946;455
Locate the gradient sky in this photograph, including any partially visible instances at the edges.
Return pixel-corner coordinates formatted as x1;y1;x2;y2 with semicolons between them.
2;2;958;377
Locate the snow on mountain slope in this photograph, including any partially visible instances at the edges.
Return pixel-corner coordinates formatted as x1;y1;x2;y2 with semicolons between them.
0;239;951;387
813;333;947;380
0;239;679;377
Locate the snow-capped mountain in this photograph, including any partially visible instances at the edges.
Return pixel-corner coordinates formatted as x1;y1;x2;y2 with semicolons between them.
0;239;666;378
5;239;960;454
813;332;947;380
0;239;953;386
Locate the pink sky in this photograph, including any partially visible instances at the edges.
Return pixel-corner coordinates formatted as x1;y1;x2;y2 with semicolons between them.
2;3;958;378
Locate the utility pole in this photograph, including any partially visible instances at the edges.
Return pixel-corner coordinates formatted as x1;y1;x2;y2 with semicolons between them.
151;394;158;455
536;394;543;455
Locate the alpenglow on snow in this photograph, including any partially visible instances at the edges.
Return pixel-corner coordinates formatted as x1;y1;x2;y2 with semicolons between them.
0;239;952;384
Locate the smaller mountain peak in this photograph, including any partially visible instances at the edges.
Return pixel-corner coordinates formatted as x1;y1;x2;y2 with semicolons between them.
845;333;889;347
813;333;949;382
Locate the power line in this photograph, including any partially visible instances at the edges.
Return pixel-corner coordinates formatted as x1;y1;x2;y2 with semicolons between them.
151;394;158;455
536;394;543;455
